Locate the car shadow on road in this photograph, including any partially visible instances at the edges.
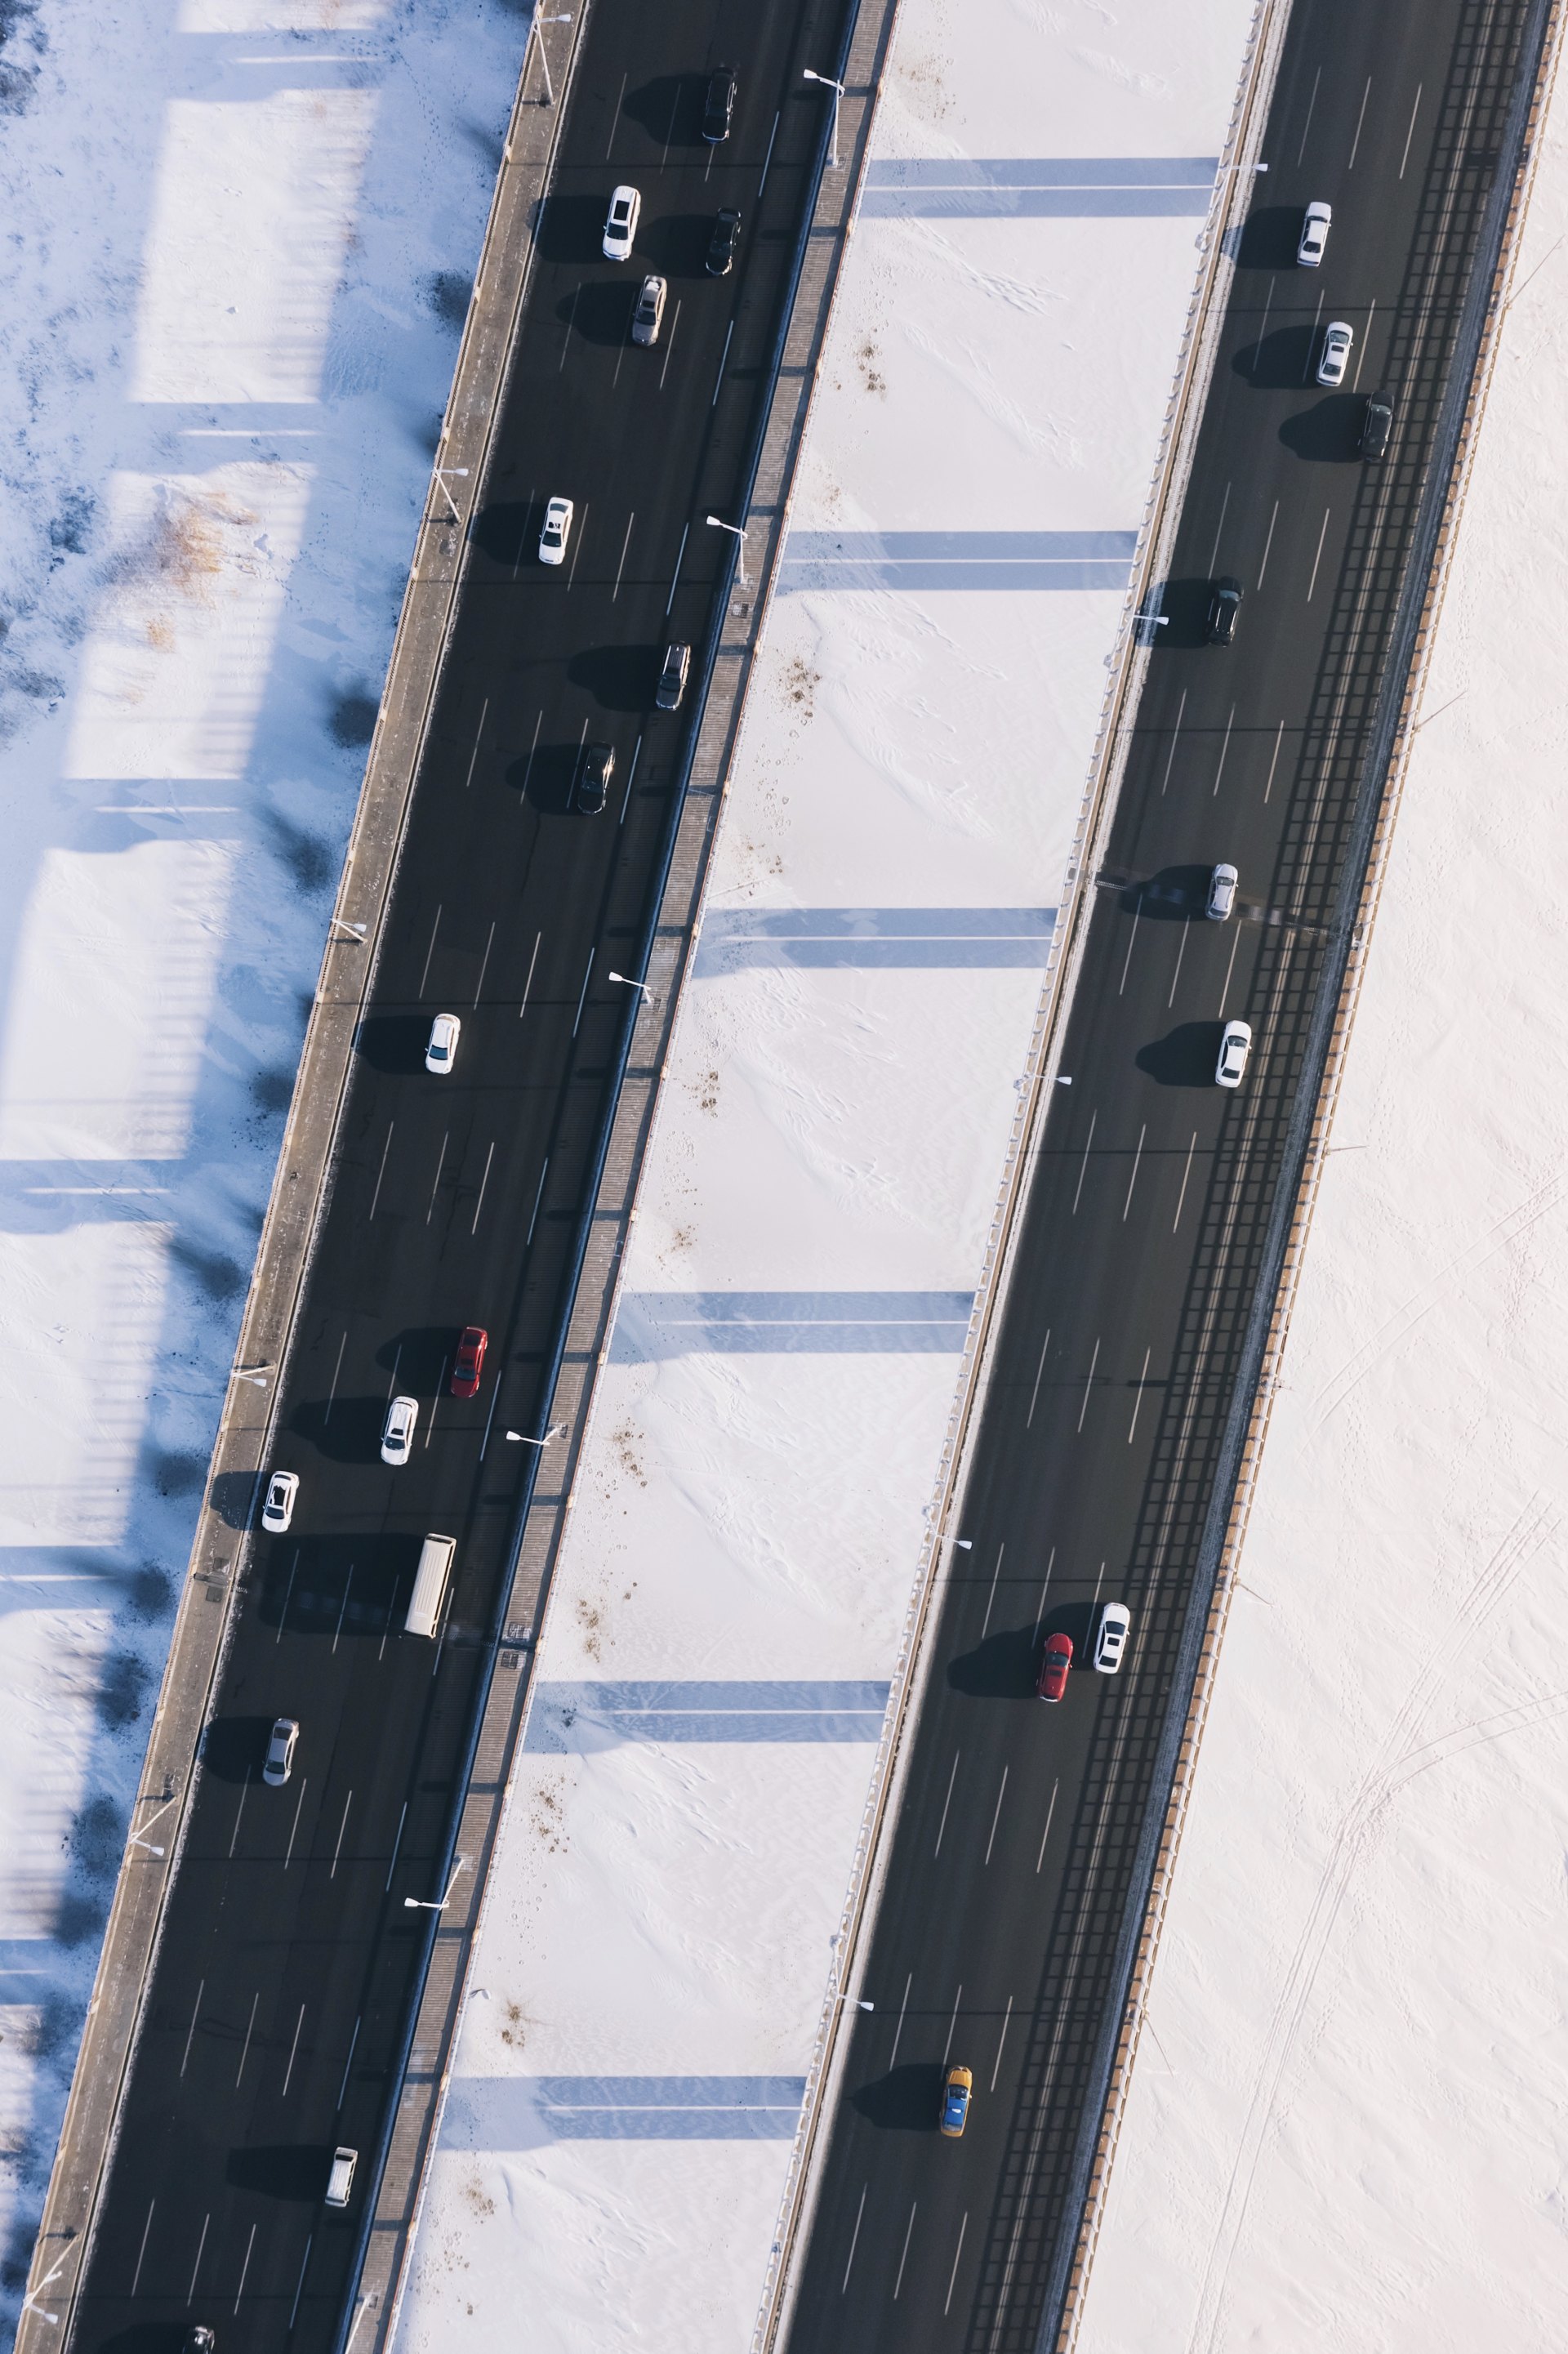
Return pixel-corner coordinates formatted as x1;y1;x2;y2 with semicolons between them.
621;74;693;149
1279;394;1363;461
535;189;607;265
568;643;657;711
1232;204;1307;271
1120;864;1213;921
469;499;537;568
225;2145;331;2202
851;2062;941;2132
512;742;580;814
202;1716;271;1785
354;1013;430;1076
1143;577;1216;650
1232;324;1317;388
559;279;631;347
1136;1022;1223;1087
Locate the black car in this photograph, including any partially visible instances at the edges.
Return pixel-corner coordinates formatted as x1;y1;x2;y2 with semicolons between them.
576;742;615;814
706;207;742;278
1360;390;1393;461
1205;576;1242;646
702;64;737;142
656;643;691;711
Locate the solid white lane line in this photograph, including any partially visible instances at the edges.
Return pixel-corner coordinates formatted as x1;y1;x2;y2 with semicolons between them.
1205;480;1231;575
1090;1560;1106;1621
565;500;589;587
519;709;544;798
180;1985;204;2080
288;2238;313;2333
1173;1131;1199;1232
619;733;642;826
324;1331;348;1420
332;1567;354;1651
425;1371;446;1448
1159;687;1187;795
1352;297;1376;391
983;1768;1009;1866
1399;84;1423;180
471;1141;497;1234
990;1994;1015;2090
1036;1779;1059;1874
474;921;496;1006
131;2200;156;2297
283;1778;308;1871
527;1157;550;1246
479;1374;503;1462
1348;74;1373;171
711;318;735;407
330;1792;353;1879
425;1133;448;1224
572;948;594;1037
1036;1549;1055;1630
519;928;542;1020
665;519;689;614
933;1751;960;1857
1127;1346;1153;1445
282;2003;306;2098
1250;280;1274;381
1295;65;1321;165
943;2214;969;2316
336;2017;361;2111
942;1985;963;2065
1263;719;1285;804
1118;897;1142;994
1071;1113;1097;1215
1218;924;1242;1016
419;906;441;997
386;1344;402;1400
233;2222;257;2314
757;109;782;201
228;1777;249;1861
275;1549;300;1645
1306;505;1332;603
1121;1126;1147;1222
1027;1330;1052;1426
888;1972;913;2069
1212;705;1235;796
1302;290;1325;383
1256;500;1280;588
893;2201;918;2300
979;1543;1004;1638
368;1123;394;1222
188;2213;211;2303
658;298;683;390
385;1802;408;1893
1167;918;1189;1010
1076;1337;1101;1433
612;510;635;601
463;698;489;790
606;71;626;159
235;1993;260;2088
840;2185;867;2294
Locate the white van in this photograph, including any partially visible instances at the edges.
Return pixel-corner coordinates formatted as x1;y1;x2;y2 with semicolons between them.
405;1534;456;1639
325;2147;357;2208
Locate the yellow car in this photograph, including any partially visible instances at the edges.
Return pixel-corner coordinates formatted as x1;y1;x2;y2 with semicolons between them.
939;2063;973;2138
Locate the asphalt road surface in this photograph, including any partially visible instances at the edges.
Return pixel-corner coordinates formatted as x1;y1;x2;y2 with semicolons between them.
66;3;853;2351
781;3;1542;2350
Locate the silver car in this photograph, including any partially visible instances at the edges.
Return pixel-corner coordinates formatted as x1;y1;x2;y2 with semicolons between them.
630;274;666;347
1094;1604;1130;1674
1215;1019;1253;1090
263;1717;298;1787
1316;319;1353;387
1206;863;1238;921
381;1393;418;1465
1297;199;1331;266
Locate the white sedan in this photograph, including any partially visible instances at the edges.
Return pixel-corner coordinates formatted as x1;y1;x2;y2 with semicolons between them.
1316;319;1354;386
602;184;640;261
1094;1603;1131;1674
1297;199;1332;266
1206;862;1238;921
1215;1019;1253;1090
425;1012;461;1075
261;1469;299;1533
381;1393;418;1466
539;496;573;566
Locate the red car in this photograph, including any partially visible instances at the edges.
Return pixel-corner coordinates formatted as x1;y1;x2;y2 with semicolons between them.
1036;1631;1072;1703
450;1325;488;1398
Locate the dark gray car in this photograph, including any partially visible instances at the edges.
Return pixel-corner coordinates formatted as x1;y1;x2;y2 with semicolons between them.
1205;577;1242;645
576;742;615;814
1360;390;1393;461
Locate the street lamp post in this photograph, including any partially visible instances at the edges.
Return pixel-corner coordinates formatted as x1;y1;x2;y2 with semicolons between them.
523;12;572;105
705;513;748;587
607;968;653;1005
506;1423;567;1447
802;68;846;168
404;1857;467;1912
434;466;469;524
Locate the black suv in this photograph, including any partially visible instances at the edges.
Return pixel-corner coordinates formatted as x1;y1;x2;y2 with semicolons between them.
1360;390;1393;461
576;742;615;814
702;64;737;142
1205;576;1242;646
706;207;742;277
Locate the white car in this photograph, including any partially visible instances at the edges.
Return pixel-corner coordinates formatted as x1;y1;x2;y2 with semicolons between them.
263;1717;299;1787
1206;862;1238;921
1094;1603;1131;1674
602;184;640;261
425;1012;461;1075
381;1393;418;1465
539;496;573;566
1215;1019;1253;1089
1297;199;1332;266
1316;319;1353;386
261;1469;298;1533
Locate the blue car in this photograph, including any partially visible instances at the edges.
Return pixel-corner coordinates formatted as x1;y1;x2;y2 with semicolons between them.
939;2064;973;2138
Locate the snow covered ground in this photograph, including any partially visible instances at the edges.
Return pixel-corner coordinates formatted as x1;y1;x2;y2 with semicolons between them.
0;0;527;2315
394;4;1255;2351
1076;60;1568;2354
